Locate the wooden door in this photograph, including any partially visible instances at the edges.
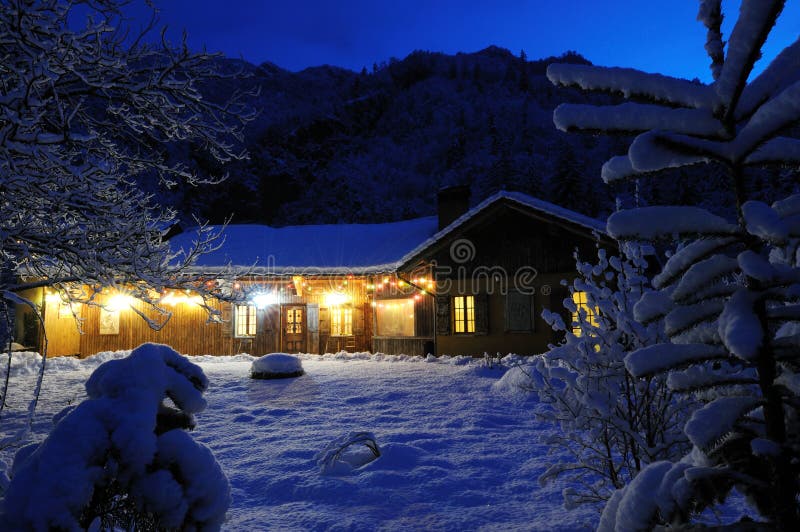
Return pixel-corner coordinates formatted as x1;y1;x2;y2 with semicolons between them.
281;305;306;353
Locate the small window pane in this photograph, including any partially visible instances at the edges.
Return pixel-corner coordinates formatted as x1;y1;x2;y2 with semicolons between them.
376;299;414;337
465;296;475;333
331;307;353;336
571;291;598;336
235;304;256;337
286;308;304;334
453;296;475;334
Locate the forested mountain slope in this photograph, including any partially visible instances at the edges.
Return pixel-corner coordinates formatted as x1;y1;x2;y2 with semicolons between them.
166;47;796;226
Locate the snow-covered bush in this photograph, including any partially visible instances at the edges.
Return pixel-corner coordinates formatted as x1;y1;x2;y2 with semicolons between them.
549;1;800;528
251;353;305;379
532;245;691;508
0;343;230;530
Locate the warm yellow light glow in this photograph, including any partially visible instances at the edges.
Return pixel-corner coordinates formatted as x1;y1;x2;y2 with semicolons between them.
45;291;62;304
571;291;599;336
324;291;349;307
292;275;304;296
160;291;203;307
106;294;134;312
251;292;278;308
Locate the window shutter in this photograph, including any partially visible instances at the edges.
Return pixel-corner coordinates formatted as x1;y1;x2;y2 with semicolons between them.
352;306;365;335
474;294;489;335
505;291;534;332
307;303;320;354
435;295;451;335
221;302;233;336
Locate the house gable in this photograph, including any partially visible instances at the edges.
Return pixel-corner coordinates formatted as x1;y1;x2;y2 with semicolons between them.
398;193;611;274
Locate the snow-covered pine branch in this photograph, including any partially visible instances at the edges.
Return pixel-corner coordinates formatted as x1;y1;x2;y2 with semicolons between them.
548;1;800;529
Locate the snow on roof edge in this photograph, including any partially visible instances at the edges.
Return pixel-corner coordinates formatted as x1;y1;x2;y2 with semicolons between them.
175;191;606;275
180;263;402;276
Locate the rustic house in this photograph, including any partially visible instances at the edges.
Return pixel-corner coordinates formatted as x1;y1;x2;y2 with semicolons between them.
17;188;610;358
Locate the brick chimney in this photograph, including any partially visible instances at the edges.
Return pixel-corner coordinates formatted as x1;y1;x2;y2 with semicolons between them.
437;185;470;230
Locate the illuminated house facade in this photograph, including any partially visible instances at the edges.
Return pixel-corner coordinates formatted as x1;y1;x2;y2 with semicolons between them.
18;189;610;358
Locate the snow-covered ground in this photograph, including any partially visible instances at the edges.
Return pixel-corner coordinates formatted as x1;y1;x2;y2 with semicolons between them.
1;351;599;530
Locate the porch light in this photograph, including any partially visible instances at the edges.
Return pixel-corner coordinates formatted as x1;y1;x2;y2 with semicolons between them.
324;291;349;307
160;291;203;307
251;292;278;309
106;293;134;312
44;290;62;304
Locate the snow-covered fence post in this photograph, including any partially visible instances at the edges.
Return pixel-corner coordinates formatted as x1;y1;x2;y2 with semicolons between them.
547;1;800;528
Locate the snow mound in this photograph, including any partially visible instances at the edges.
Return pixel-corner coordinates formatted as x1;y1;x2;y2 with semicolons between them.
492;364;537;397
251;353;304;379
316;431;381;475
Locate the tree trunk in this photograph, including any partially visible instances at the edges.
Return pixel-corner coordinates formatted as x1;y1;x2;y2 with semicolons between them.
0;264;16;350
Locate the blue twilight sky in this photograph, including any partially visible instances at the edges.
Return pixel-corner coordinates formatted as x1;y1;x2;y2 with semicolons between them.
125;1;800;82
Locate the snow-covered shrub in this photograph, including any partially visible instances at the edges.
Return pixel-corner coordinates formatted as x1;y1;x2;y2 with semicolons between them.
316;432;381;475
0;343;230;530
251;353;305;379
549;1;800;528
532;245;691;508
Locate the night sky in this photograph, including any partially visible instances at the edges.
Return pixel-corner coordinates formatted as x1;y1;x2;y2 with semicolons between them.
125;1;800;82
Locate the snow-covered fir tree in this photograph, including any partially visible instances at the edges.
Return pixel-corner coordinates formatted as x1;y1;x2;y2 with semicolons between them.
548;0;800;528
533;245;691;509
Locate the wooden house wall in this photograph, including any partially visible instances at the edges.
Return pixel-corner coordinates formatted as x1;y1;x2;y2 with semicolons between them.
403;208;606;357
79;295;236;356
433;272;570;356
69;276;373;357
43;298;82;357
370;276;435;356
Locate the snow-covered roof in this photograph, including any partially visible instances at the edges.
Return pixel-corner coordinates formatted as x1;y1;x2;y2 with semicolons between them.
395;190;607;269
172;191;606;274
170;217;439;274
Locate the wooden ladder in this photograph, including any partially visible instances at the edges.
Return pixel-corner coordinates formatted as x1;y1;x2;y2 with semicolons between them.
344;335;357;352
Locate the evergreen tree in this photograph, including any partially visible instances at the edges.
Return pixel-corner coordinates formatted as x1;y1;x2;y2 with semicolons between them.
548;1;800;528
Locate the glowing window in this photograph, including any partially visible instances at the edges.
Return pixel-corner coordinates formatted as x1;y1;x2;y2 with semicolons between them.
571;291;598;336
331;307;353;336
376;298;415;337
453;295;475;334
235;304;257;337
286;308;304;335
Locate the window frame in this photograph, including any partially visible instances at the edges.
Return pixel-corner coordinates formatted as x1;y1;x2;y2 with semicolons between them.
452;295;475;334
331;306;353;336
285;307;304;335
571;291;598;337
234;303;257;338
